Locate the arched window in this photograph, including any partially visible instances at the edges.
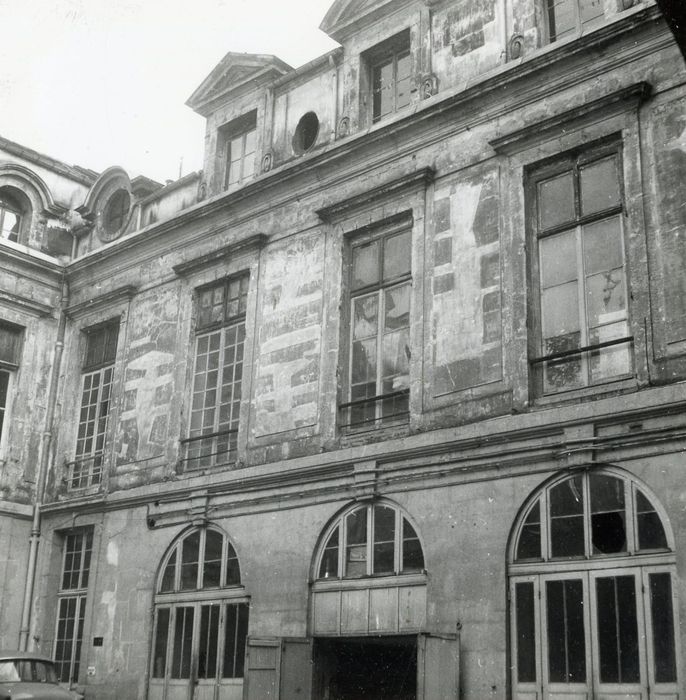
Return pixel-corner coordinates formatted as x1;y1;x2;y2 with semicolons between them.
0;188;28;243
316;501;424;579
102;188;130;238
149;527;248;700
509;470;679;700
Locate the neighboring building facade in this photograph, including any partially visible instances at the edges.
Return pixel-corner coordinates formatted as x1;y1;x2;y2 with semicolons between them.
1;0;686;698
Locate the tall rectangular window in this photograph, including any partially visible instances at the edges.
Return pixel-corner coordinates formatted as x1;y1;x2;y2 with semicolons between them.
220;111;257;191
528;145;632;396
365;31;412;124
0;321;22;448
182;274;249;470
54;529;93;684
342;227;412;428
544;0;604;43
71;322;119;489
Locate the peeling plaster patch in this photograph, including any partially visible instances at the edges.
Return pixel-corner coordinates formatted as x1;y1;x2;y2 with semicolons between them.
431;168;502;395
107;540;119;567
254;232;324;436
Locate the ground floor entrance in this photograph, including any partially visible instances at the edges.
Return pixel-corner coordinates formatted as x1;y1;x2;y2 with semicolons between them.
314;636;417;700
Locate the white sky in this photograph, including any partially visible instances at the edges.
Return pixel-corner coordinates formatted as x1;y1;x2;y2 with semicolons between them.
0;0;339;183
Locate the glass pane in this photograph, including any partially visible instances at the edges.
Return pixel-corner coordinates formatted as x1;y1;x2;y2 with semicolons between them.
346;508;367;577
582;217;623;273
152;608;170;678
351;338;377;387
540;231;578;287
244;129;256;155
548;0;577;40
543;337;583;392
589;324;632;382
223;603;249;678
590;474;626;554
538;171;575;229
180;531;200;590
402;519;424;571
579;0;604;25
204;530;223;588
649;573;677;683
383;230;411;281
585;269;626;328
516;501;541;560
352;241;379;289
373;60;394;121
541;282;580;340
596;576;639;683
580;159;620;215
226;543;241;585
373;505;396;574
319;527;339;579
198;605;220;679
171;607;194;679
353;294;378;340
546;579;586;683
636;491;668;550
550;477;584;516
516;582;537;683
381;328;410;393
160;550;177;592
550;478;585;557
384;284;410;331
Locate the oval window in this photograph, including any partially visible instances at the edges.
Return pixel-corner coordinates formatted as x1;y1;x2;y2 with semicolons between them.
292;112;319;155
103;189;130;238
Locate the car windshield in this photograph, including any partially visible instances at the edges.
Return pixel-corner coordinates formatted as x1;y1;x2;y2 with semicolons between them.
0;659;58;683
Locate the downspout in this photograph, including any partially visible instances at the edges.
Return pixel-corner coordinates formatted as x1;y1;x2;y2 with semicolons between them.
18;246;72;650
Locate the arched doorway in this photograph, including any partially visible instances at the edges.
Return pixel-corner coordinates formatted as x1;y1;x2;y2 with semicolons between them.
149;526;248;700
309;499;434;700
508;469;679;699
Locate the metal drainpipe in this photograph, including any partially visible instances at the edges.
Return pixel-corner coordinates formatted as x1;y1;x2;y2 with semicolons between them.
18;255;71;650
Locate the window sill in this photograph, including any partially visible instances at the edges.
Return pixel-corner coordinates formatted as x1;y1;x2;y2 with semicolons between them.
312;571;428;591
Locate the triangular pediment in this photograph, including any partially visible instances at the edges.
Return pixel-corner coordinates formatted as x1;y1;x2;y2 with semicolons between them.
186;53;292;117
320;0;415;42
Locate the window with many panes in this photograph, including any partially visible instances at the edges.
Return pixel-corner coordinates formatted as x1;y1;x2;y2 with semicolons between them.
365;30;412;124
150;527;249;696
71;322;119;490
509;471;678;699
528;143;632;396
317;502;424;580
220;112;257;191
0;321;22;449
182;275;248;470
342;225;412;428
54;529;93;684
543;0;604;43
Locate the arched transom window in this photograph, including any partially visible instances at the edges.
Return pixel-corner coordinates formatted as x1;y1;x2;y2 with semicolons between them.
509;470;678;700
317;501;424;579
150;527;248;700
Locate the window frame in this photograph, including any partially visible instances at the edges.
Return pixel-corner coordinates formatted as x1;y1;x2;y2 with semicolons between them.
543;0;605;44
219;111;258;191
0;197;21;242
363;29;412;125
526;140;635;399
340;221;413;430
53;529;94;685
69;320;120;491
180;274;249;471
0;321;23;451
315;501;425;581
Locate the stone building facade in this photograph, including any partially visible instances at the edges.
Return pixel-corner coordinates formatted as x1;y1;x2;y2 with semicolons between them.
1;0;686;698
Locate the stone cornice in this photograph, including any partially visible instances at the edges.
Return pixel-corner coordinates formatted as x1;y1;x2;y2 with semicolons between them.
172;233;268;277
489;82;653;155
0;290;55;317
316;167;434;222
64;284;137;318
0;241;64;275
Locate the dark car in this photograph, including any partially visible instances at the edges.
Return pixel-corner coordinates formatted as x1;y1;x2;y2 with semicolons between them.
0;651;83;700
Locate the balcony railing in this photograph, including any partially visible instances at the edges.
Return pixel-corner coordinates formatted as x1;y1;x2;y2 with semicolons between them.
179;429;238;471
338;389;410;430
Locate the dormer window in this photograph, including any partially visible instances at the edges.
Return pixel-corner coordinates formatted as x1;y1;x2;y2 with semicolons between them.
220;111;257;191
364;30;412;124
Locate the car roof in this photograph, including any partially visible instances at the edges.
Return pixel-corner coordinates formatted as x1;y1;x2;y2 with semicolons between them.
0;650;54;663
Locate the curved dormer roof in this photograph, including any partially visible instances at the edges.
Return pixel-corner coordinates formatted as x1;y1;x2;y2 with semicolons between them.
186;52;293;118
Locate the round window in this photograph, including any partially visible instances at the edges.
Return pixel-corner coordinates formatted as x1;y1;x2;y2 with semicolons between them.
102;189;130;240
292;112;319;155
